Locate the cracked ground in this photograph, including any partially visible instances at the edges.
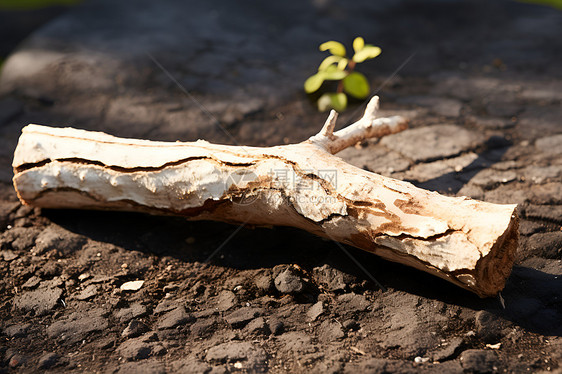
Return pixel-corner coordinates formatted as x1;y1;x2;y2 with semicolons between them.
0;0;561;372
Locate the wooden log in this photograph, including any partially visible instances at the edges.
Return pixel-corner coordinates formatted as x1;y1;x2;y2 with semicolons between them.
12;97;518;297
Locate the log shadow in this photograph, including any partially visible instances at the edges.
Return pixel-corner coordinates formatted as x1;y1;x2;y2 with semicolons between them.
368;253;562;337
287;238;562;337
403;136;511;195
499;266;562;337
47;206;561;337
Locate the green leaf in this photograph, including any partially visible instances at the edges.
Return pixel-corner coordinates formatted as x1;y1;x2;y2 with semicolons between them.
318;92;348;112
319;41;346;57
304;73;325;93
337;58;348;70
343;72;370;99
317;94;332;112
352;45;382;63
353;37;365;53
318;55;343;71
322;65;347;80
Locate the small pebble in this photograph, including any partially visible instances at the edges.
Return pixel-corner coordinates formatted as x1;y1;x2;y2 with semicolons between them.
122;320;149;338
274;269;304;294
306;301;324;321
120;280;144;291
9;354;26;368
38;352;59;369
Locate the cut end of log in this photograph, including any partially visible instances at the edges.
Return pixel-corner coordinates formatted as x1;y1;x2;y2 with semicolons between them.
468;210;518;297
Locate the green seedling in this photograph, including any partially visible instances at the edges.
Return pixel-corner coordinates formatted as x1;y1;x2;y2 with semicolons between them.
304;37;381;112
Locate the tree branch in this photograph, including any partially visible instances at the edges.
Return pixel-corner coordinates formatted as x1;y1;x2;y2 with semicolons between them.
11;97;518;297
308;96;408;154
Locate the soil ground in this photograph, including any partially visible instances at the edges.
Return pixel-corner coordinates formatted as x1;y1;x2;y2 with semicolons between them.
0;0;561;373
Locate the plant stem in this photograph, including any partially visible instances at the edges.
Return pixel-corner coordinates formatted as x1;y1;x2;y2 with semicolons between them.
337;60;357;94
337;80;344;93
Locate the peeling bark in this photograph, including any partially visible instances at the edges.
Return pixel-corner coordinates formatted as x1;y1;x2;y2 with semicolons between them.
12;97;518;297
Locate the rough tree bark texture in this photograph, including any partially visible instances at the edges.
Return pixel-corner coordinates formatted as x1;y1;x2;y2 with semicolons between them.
12;97;518;297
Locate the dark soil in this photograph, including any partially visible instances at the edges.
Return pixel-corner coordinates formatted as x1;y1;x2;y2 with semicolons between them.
0;0;561;373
